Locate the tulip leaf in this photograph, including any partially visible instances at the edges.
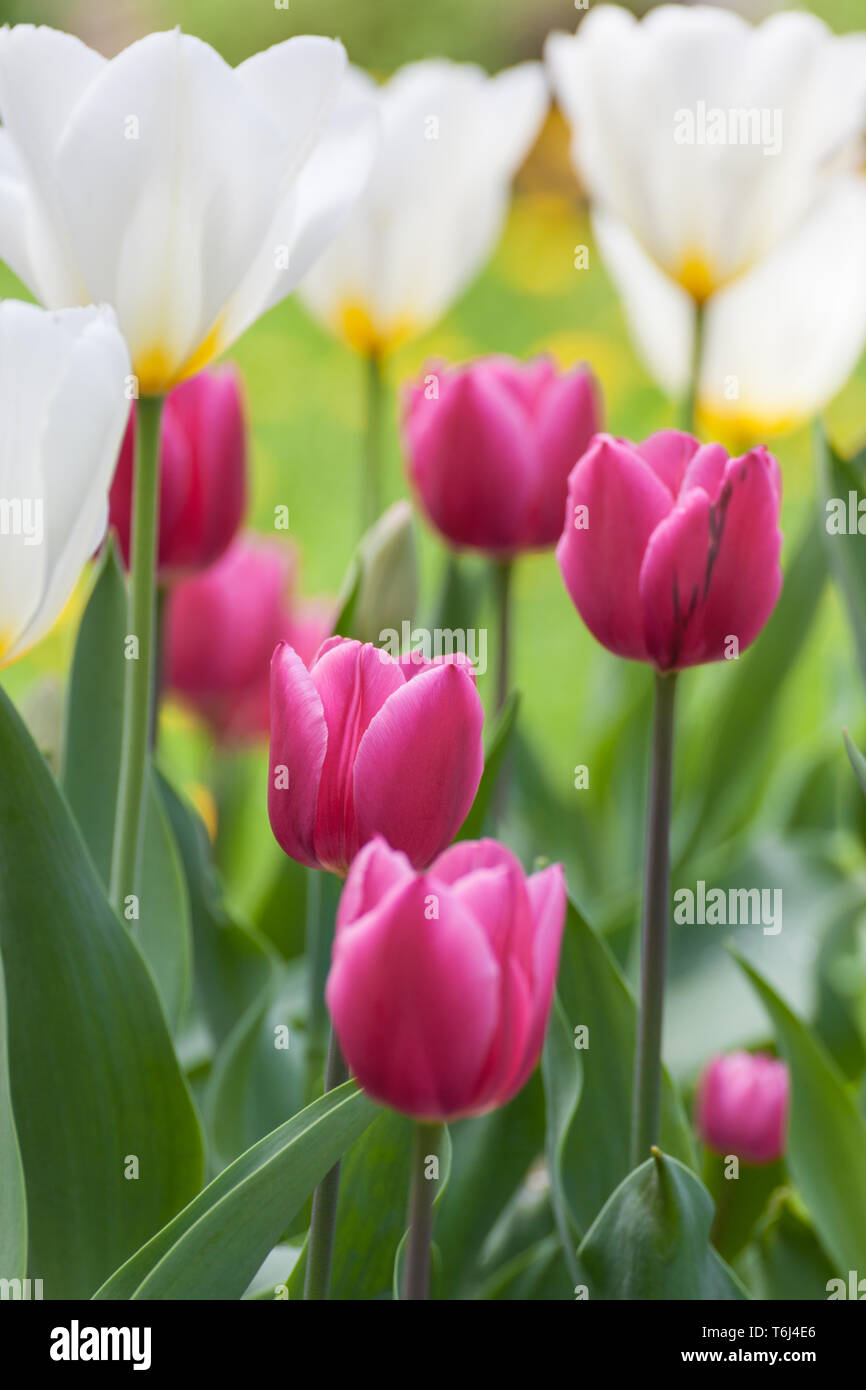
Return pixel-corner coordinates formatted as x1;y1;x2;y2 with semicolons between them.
575;1149;748;1300
158;772;277;1048
0;683;203;1298
0;956;27;1282
479;1234;571;1300
555;898;695;1235
458;689;520;840
732;949;866;1275
62;541;192;1028
741;1190;835;1301
816;425;866;684
94;1080;379;1300
843;728;866;800
541;993;583;1279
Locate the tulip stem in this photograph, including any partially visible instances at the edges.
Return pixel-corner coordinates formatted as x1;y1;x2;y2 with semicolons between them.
110;394;163;915
401;1121;443;1301
303;1026;349;1300
681;300;705;434
493;558;513;715
362;350;385;533
630;670;678;1168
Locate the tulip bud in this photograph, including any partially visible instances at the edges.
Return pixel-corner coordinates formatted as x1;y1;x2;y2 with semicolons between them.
109;366;246;580
556;429;783;670
403;355;601;557
165;534;332;744
326;836;566;1120
695;1051;790;1166
344;500;420;644
268;637;484;875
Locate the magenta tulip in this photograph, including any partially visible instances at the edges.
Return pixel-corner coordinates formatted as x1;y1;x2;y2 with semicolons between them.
110;365;246;579
269;638;484;876
557;429;783;670
326;836;566;1120
403;354;601;556
695;1051;790;1166
166;534;331;744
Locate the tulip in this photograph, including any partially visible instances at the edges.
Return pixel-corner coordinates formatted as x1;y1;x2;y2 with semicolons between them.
326;835;567;1121
299;60;548;359
165;534;332;744
404;355;601;556
557;429;783;671
109;366;246;579
348;499;420;645
0;299;129;668
0;25;379;392
696;1051;789;1165
592;176;866;441
546;5;866;304
268;637;484;876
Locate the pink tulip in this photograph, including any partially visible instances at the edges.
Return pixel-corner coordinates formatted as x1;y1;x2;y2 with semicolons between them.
695;1051;789;1166
166;534;332;744
269;638;484;876
403;354;601;556
326;836;566;1120
110;366;246;579
556;430;783;670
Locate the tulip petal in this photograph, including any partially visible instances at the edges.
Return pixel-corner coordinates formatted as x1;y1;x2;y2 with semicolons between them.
326;874;500;1120
354;661;484;867
335;835;414;933
311;641;406;871
268;641;328;869
531;364;600;545
512;864;567;1094
556;434;673;661
234;37;346;190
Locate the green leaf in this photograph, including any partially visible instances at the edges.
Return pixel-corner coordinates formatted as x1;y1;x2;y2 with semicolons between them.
742;1190;835;1301
541;993;582;1279
733;950;866;1275
575;1150;748;1300
0;684;203;1298
0;955;26;1282
62;542;192;1028
816;425;866;684
555;899;695;1235
94;1081;379;1300
844;728;866;800
159;773;277;1048
458;689;520;840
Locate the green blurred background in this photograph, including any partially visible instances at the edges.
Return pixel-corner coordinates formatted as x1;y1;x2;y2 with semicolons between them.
2;0;866;1082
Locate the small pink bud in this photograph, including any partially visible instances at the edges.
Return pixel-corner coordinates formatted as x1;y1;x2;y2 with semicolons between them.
403;354;601;557
326;836;566;1120
556;429;783;670
695;1050;790;1166
110;365;247;580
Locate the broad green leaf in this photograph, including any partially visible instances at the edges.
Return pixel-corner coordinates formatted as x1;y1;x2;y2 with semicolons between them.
541;994;582;1280
62;542;192;1028
733;950;866;1275
844;728;866;800
0;684;203;1298
435;1072;545;1298
0;955;26;1281
740;1190;835;1301
701;1151;784;1265
575;1150;748;1300
816;426;866;684
477;1235;571;1301
159;773;277;1048
94;1081;379;1300
458;689;520;840
555;898;695;1235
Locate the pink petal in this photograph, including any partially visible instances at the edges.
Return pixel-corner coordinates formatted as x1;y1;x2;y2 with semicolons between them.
531;364;601;546
353;662;484;868
635;429;702;497
268;641;328;869
335;835;414;933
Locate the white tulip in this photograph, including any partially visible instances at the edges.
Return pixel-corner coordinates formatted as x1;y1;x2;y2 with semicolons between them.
0;299;130;666
298;58;548;355
547;5;866;301
0;26;379;393
593;174;866;436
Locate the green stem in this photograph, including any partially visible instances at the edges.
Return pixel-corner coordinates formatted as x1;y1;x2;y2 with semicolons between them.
680;300;705;434
401;1122;443;1301
629;670;678;1167
493;558;513;715
304;867;330;1102
362;351;385;533
110;394;163;914
303;1027;349;1301
149;584;167;751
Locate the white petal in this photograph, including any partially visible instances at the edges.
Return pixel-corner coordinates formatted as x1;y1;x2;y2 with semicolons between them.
0;302;129;663
234;36;346;190
52;30;284;388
